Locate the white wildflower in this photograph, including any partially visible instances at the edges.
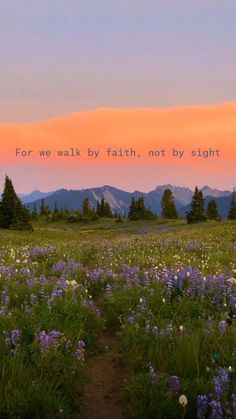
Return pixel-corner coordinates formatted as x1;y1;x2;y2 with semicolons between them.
179;394;188;407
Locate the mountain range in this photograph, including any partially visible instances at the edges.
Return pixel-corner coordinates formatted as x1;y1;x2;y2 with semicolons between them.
23;185;233;218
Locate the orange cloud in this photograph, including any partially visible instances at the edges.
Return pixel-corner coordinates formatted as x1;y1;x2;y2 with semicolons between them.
0;103;235;170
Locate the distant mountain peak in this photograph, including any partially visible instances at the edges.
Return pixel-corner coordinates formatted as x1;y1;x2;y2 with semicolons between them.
25;183;232;219
201;185;231;197
20;190;53;204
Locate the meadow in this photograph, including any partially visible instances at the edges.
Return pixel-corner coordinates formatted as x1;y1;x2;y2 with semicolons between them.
0;219;235;418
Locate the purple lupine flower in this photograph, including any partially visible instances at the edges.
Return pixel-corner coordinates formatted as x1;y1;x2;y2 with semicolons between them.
74;340;85;361
55;278;68;290
106;284;113;295
218;320;227;334
51;289;63;299
127;315;135;324
21;267;31;277
38;331;50;352
164;271;173;293
159;329;165;337
90;269;100;281
213;367;231;401
31;293;38;304
214;380;223;399
25;306;33;317
0;264;14;276
1;291;9;305
152;325;158;336
205;317;213;336
209;400;223;419
148;363;158;384
5;329;21;352
165;323;173;335
52;261;66;273
11;329;21;344
39;275;47;285
29;246;53;259
197;395;209;418
232;394;236;417
48;330;64;347
218;367;231;389
0;306;8;317
39;287;46;297
169;375;180;392
138;297;147;313
37;330;64;353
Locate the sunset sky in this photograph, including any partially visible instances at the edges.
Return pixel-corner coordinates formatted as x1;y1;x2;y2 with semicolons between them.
0;1;235;193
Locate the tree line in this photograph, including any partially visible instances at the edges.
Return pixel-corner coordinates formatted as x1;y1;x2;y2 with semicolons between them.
186;187;236;223
34;196;115;223
128;187;236;223
0;176;235;230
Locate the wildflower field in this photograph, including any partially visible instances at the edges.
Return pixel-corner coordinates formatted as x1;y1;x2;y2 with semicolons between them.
0;220;236;418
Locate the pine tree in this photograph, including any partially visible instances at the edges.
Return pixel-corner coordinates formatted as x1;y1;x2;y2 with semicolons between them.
52;202;59;221
60;207;69;220
100;198;105;217
128;197;139;220
45;204;51;217
104;202;113;217
186;187;207;224
96;200;101;216
161;189;178;219
207;199;220;220
40;199;46;216
96;198;113;217
137;196;146;219
128;196;156;220
228;188;236;220
31;202;38;220
82;198;90;215
11;202;33;230
0;176;32;230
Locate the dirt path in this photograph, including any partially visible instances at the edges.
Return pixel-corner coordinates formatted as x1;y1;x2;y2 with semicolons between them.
79;329;128;419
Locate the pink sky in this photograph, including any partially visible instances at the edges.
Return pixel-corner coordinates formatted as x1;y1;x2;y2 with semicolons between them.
0;103;235;193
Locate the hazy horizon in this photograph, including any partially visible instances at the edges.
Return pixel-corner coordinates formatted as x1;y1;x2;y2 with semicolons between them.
15;183;233;197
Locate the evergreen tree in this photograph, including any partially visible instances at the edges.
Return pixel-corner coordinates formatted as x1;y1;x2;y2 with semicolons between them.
82;198;90;215
128;197;136;220
186;187;207;223
207;199;220;220
161;189;178;219
52;202;59;221
128;196;156;220
104;202;113;217
137;196;146;219
45;204;51;217
0;176;32;230
53;202;59;214
96;200;101;216
40;199;46;216
228;188;236;220
100;198;105;216
31;202;38;220
60;207;69;220
97;198;113;217
11;202;33;230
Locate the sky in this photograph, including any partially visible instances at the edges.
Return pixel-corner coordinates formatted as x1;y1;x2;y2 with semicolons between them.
0;0;235;192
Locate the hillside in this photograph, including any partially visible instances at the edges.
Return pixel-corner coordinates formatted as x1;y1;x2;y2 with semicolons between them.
25;184;232;218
